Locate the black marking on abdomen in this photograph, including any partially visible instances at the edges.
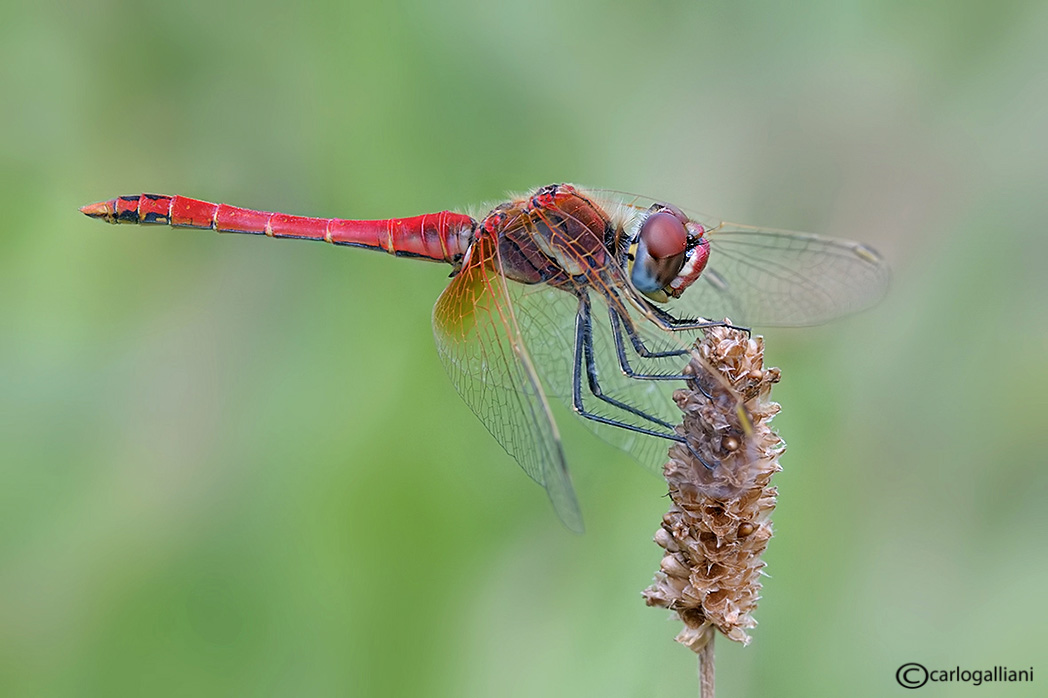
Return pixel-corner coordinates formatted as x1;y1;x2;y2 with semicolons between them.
332;240;378;251
271;233;319;241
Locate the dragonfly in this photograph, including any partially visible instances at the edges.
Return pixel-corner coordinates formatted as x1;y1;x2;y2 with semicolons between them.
80;184;889;531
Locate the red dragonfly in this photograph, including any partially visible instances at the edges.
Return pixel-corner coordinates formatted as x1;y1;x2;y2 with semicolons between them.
81;184;889;531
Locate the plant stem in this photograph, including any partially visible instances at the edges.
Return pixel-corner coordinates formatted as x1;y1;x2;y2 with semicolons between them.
699;636;715;698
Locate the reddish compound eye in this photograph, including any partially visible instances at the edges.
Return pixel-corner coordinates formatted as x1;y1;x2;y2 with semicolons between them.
660;203;689;224
631;211;689;297
640;211;688;260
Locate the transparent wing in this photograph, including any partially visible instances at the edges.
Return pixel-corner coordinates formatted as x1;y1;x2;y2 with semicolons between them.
507;232;695;473
524;287;695;473
586;189;891;327
677;224;890;326
500;196;701;477
432;235;583;532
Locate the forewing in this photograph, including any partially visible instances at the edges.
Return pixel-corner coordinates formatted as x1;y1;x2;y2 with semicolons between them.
432;236;583;532
584;189;890;327
677;224;891;326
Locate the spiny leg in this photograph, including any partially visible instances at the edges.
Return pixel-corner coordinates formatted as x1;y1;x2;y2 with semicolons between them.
607;305;692;382
646;302;750;334
609;305;690;360
606;300;721;402
578;294;676;431
572;293;713;469
610;271;751;335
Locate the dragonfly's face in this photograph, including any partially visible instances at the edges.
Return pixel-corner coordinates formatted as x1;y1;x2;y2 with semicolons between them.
628;203;710;303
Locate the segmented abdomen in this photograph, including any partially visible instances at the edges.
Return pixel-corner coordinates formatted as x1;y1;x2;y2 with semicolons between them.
82;194;477;264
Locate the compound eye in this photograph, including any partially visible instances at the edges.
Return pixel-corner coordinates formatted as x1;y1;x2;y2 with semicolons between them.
660;203;689;224
631;211;689;297
640;211;688;260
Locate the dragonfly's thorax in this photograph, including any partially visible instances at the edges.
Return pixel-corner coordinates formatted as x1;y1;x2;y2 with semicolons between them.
480;184;613;287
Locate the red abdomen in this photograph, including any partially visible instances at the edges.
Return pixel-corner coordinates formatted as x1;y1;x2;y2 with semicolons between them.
80;194;477;265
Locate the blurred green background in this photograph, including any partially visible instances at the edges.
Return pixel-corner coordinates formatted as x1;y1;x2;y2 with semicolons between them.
2;0;1046;696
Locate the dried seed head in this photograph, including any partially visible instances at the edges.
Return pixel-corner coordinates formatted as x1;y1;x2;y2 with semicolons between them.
643;323;784;650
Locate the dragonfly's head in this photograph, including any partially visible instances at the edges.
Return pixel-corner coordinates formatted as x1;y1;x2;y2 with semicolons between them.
628;203;710;303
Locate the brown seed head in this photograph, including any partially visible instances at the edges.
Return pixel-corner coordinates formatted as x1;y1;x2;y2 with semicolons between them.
643;323;784;650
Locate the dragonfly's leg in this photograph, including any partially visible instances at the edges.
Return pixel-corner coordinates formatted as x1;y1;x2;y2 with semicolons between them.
572;295;712;469
607;307;691;378
608;306;690;360
646;303;751;335
610;273;751;335
577;295;677;430
606;308;714;400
